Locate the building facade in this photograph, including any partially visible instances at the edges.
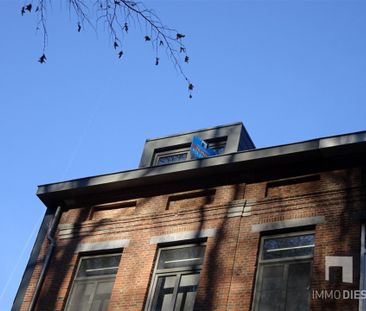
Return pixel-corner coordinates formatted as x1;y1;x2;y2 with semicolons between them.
13;123;366;311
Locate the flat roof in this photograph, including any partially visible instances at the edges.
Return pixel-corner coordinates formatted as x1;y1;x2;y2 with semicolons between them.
37;130;366;208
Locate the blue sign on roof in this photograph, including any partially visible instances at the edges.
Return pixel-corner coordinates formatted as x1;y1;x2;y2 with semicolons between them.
190;136;217;159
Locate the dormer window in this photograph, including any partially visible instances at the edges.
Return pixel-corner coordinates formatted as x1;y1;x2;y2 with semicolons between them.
206;138;227;155
138;123;255;168
190;136;222;159
152;145;190;166
152;137;227;166
155;150;189;165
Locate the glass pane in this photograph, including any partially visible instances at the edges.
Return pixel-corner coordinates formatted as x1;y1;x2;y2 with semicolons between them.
90;280;114;311
285;262;312;311
158;245;206;270
153;275;177;311
213;146;225;155
66;281;96;311
157;153;188;165
208;141;226;155
174;273;200;311
262;234;315;260
77;255;122;278
257;265;285;311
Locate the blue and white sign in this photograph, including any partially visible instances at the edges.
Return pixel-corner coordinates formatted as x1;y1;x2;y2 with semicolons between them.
190;136;217;159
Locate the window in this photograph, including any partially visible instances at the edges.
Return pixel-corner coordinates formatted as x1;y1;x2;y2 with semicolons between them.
153;146;190;166
207;139;226;155
253;232;315;311
64;253;122;311
156;152;188;165
152;137;227;166
146;244;206;311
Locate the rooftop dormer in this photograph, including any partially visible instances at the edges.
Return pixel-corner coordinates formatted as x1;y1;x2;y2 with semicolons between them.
138;122;255;168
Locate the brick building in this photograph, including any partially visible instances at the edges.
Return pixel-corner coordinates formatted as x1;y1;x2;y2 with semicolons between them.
12;122;366;311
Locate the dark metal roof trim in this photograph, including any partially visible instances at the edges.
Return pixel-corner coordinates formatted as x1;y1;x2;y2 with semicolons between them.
144;122;244;142
37;130;366;205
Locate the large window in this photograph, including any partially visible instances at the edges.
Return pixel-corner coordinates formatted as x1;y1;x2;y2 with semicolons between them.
253;232;315;311
65;253;122;311
146;244;206;311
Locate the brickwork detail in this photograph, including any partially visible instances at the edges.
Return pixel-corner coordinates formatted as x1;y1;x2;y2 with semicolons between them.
19;168;366;311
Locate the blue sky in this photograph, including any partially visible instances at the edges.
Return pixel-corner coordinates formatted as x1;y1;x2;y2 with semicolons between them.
1;0;366;309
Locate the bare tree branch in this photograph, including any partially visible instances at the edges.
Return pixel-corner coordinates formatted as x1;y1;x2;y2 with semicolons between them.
21;0;194;97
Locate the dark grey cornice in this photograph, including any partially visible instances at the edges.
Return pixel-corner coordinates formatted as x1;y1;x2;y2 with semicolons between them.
37;130;366;208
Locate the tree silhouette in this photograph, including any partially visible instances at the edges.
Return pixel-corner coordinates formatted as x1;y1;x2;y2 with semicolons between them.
21;0;194;97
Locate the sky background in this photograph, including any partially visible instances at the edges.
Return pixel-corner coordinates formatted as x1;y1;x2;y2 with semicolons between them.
1;0;366;309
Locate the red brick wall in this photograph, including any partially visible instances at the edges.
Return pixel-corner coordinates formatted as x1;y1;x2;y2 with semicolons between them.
20;167;366;311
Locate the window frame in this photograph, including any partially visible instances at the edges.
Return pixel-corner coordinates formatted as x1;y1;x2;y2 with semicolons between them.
252;231;315;311
64;252;122;311
145;243;206;311
152;146;191;166
206;138;227;155
151;137;228;166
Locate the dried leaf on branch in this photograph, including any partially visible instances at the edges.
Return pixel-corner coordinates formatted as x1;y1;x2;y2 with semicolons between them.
23;0;194;97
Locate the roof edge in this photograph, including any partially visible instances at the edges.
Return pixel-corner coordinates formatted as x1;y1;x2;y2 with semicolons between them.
144;122;244;142
37;130;366;200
